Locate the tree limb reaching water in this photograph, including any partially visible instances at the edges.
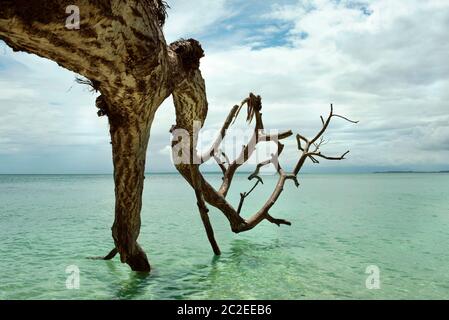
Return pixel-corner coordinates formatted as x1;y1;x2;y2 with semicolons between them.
0;0;357;272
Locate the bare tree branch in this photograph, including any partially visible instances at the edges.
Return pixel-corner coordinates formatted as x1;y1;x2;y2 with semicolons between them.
183;96;358;236
333;114;359;124
236;178;262;214
266;214;292;227
0;1;358;269
308;150;350;161
200;104;240;164
213;153;227;175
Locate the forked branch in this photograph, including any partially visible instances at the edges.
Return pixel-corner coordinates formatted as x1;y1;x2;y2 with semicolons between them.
186;95;358;245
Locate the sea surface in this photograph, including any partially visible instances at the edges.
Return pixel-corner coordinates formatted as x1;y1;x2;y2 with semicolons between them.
0;173;449;299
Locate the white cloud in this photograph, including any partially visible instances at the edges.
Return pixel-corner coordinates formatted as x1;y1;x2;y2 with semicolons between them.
163;0;231;43
1;0;448;172
190;0;449;170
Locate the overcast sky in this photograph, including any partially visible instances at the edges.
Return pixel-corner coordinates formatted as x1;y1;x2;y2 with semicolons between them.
0;0;448;173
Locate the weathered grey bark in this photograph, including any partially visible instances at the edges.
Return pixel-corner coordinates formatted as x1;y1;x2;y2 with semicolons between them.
0;0;357;273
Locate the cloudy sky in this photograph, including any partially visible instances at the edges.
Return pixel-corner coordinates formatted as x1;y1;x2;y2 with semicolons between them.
0;0;448;173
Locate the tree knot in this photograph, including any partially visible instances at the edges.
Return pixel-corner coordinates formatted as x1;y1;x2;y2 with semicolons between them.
147;0;169;27
170;38;205;72
95;95;109;117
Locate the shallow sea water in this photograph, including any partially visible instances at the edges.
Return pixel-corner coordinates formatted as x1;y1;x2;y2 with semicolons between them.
1;173;449;299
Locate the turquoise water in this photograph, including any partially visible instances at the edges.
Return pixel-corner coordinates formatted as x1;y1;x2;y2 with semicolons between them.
0;173;449;299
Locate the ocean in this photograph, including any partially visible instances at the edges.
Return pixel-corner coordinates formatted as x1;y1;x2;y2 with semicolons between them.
0;173;448;299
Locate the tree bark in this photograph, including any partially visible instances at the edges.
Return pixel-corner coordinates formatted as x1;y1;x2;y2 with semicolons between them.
109;114;153;271
0;1;225;271
0;1;357;272
170;64;224;255
0;0;172;272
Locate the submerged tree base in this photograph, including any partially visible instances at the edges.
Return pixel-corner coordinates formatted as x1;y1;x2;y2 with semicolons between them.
0;1;357;273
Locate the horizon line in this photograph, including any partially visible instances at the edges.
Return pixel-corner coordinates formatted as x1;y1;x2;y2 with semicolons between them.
1;170;449;175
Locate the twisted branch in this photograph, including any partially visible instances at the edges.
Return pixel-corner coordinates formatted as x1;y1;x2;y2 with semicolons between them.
185;95;358;240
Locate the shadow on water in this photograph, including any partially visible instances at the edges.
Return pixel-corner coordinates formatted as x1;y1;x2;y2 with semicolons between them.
162;238;289;299
115;271;152;299
207;238;285;276
100;260;153;299
101;238;290;299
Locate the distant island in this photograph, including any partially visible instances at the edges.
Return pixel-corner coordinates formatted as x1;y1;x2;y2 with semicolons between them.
374;171;449;174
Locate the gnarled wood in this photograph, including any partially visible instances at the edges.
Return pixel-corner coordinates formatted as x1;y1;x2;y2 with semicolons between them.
0;1;357;273
0;0;173;272
109;115;152;271
171;91;357;241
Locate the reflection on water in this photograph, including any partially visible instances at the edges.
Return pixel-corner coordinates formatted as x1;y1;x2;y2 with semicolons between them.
115;272;152;300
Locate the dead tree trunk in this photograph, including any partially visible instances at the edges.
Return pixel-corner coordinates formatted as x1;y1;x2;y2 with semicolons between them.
0;0;176;272
109;115;152;271
0;1;357;273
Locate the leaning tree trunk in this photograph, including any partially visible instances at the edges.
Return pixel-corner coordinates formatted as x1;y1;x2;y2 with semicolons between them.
109;114;152;271
0;0;357;272
0;0;182;271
